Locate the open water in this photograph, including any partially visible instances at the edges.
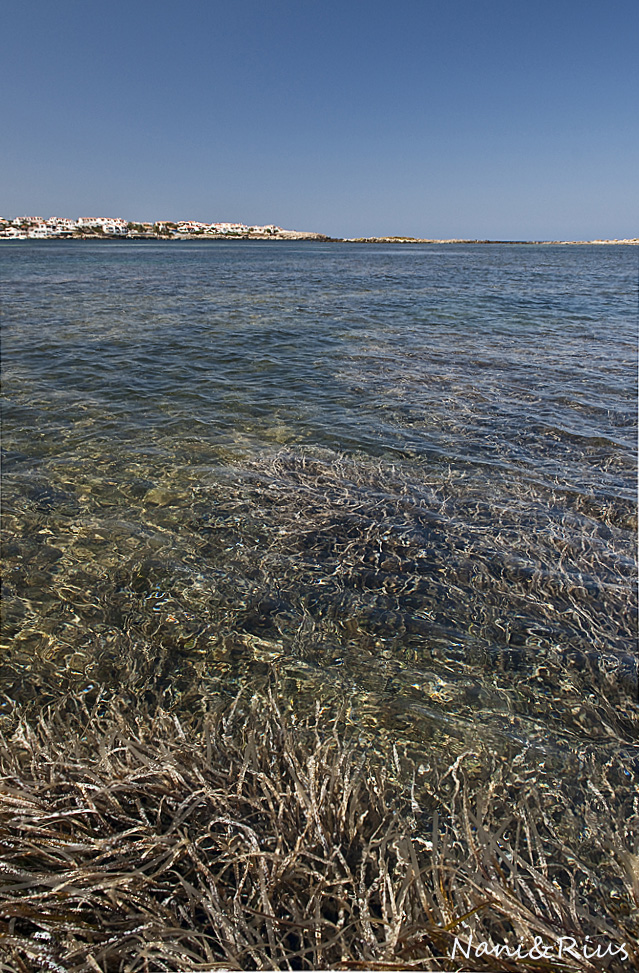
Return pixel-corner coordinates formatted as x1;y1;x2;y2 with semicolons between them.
1;241;637;794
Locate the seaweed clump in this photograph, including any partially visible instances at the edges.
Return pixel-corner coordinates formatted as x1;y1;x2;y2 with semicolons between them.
0;690;637;972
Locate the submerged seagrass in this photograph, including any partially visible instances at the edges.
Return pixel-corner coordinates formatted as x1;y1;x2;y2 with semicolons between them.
1;687;637;972
1;241;637;969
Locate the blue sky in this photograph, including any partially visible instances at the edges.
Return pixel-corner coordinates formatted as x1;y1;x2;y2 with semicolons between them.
2;0;637;238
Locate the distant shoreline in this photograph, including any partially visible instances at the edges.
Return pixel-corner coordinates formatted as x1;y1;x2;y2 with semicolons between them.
1;235;637;245
3;216;637;244
342;236;639;245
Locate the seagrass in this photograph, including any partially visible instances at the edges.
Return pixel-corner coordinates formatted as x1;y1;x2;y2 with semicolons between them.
0;688;637;972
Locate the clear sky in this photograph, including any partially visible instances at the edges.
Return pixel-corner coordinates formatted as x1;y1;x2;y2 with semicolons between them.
2;0;637;239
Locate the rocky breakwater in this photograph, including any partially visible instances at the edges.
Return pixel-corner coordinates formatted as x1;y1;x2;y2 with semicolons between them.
269;228;333;241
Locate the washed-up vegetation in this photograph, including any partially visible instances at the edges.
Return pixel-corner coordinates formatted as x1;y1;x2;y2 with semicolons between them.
1;685;637;972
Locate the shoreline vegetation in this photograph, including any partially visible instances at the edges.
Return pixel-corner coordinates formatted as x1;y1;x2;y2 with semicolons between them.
1;217;637;244
1;684;637;972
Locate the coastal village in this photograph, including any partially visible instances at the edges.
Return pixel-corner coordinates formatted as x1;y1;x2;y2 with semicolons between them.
0;215;329;240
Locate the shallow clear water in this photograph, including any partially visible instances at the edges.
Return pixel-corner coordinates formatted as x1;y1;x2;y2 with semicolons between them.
1;240;637;789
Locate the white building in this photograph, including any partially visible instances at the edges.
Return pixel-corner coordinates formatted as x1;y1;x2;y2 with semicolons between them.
27;222;52;238
77;217;128;234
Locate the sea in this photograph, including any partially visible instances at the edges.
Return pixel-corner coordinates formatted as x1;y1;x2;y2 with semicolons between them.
1;240;637;799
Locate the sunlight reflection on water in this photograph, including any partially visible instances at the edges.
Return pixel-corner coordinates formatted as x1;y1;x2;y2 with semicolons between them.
1;242;637;798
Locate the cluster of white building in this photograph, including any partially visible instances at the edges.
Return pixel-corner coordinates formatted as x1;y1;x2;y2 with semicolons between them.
0;216;130;238
162;221;283;236
0;216;284;239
